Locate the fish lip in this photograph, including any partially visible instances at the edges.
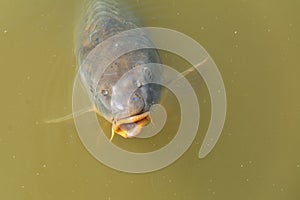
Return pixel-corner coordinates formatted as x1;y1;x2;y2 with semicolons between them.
112;112;150;138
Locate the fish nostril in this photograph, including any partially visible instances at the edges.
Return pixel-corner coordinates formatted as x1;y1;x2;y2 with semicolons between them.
135;80;142;88
143;67;152;81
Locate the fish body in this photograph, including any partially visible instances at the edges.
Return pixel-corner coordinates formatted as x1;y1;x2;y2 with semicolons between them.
76;0;161;138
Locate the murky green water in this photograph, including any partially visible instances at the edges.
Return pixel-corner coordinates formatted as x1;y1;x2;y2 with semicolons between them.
1;0;300;199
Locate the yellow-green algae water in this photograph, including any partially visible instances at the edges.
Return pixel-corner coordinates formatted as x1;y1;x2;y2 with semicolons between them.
0;0;300;199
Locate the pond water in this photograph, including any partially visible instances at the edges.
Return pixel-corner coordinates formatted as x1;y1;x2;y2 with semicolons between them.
0;0;299;199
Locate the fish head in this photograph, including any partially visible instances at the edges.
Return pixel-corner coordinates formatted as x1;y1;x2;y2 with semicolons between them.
92;48;161;139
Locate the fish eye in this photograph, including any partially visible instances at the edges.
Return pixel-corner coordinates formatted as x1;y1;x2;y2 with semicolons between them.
132;96;141;101
89;31;100;45
101;89;109;96
131;93;142;102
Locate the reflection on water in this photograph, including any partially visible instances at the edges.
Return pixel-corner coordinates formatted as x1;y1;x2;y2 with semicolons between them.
0;0;299;199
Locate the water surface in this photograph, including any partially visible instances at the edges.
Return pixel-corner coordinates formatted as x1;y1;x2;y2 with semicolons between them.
0;0;299;199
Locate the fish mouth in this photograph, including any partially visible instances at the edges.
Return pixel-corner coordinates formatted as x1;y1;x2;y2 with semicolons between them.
111;112;150;139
